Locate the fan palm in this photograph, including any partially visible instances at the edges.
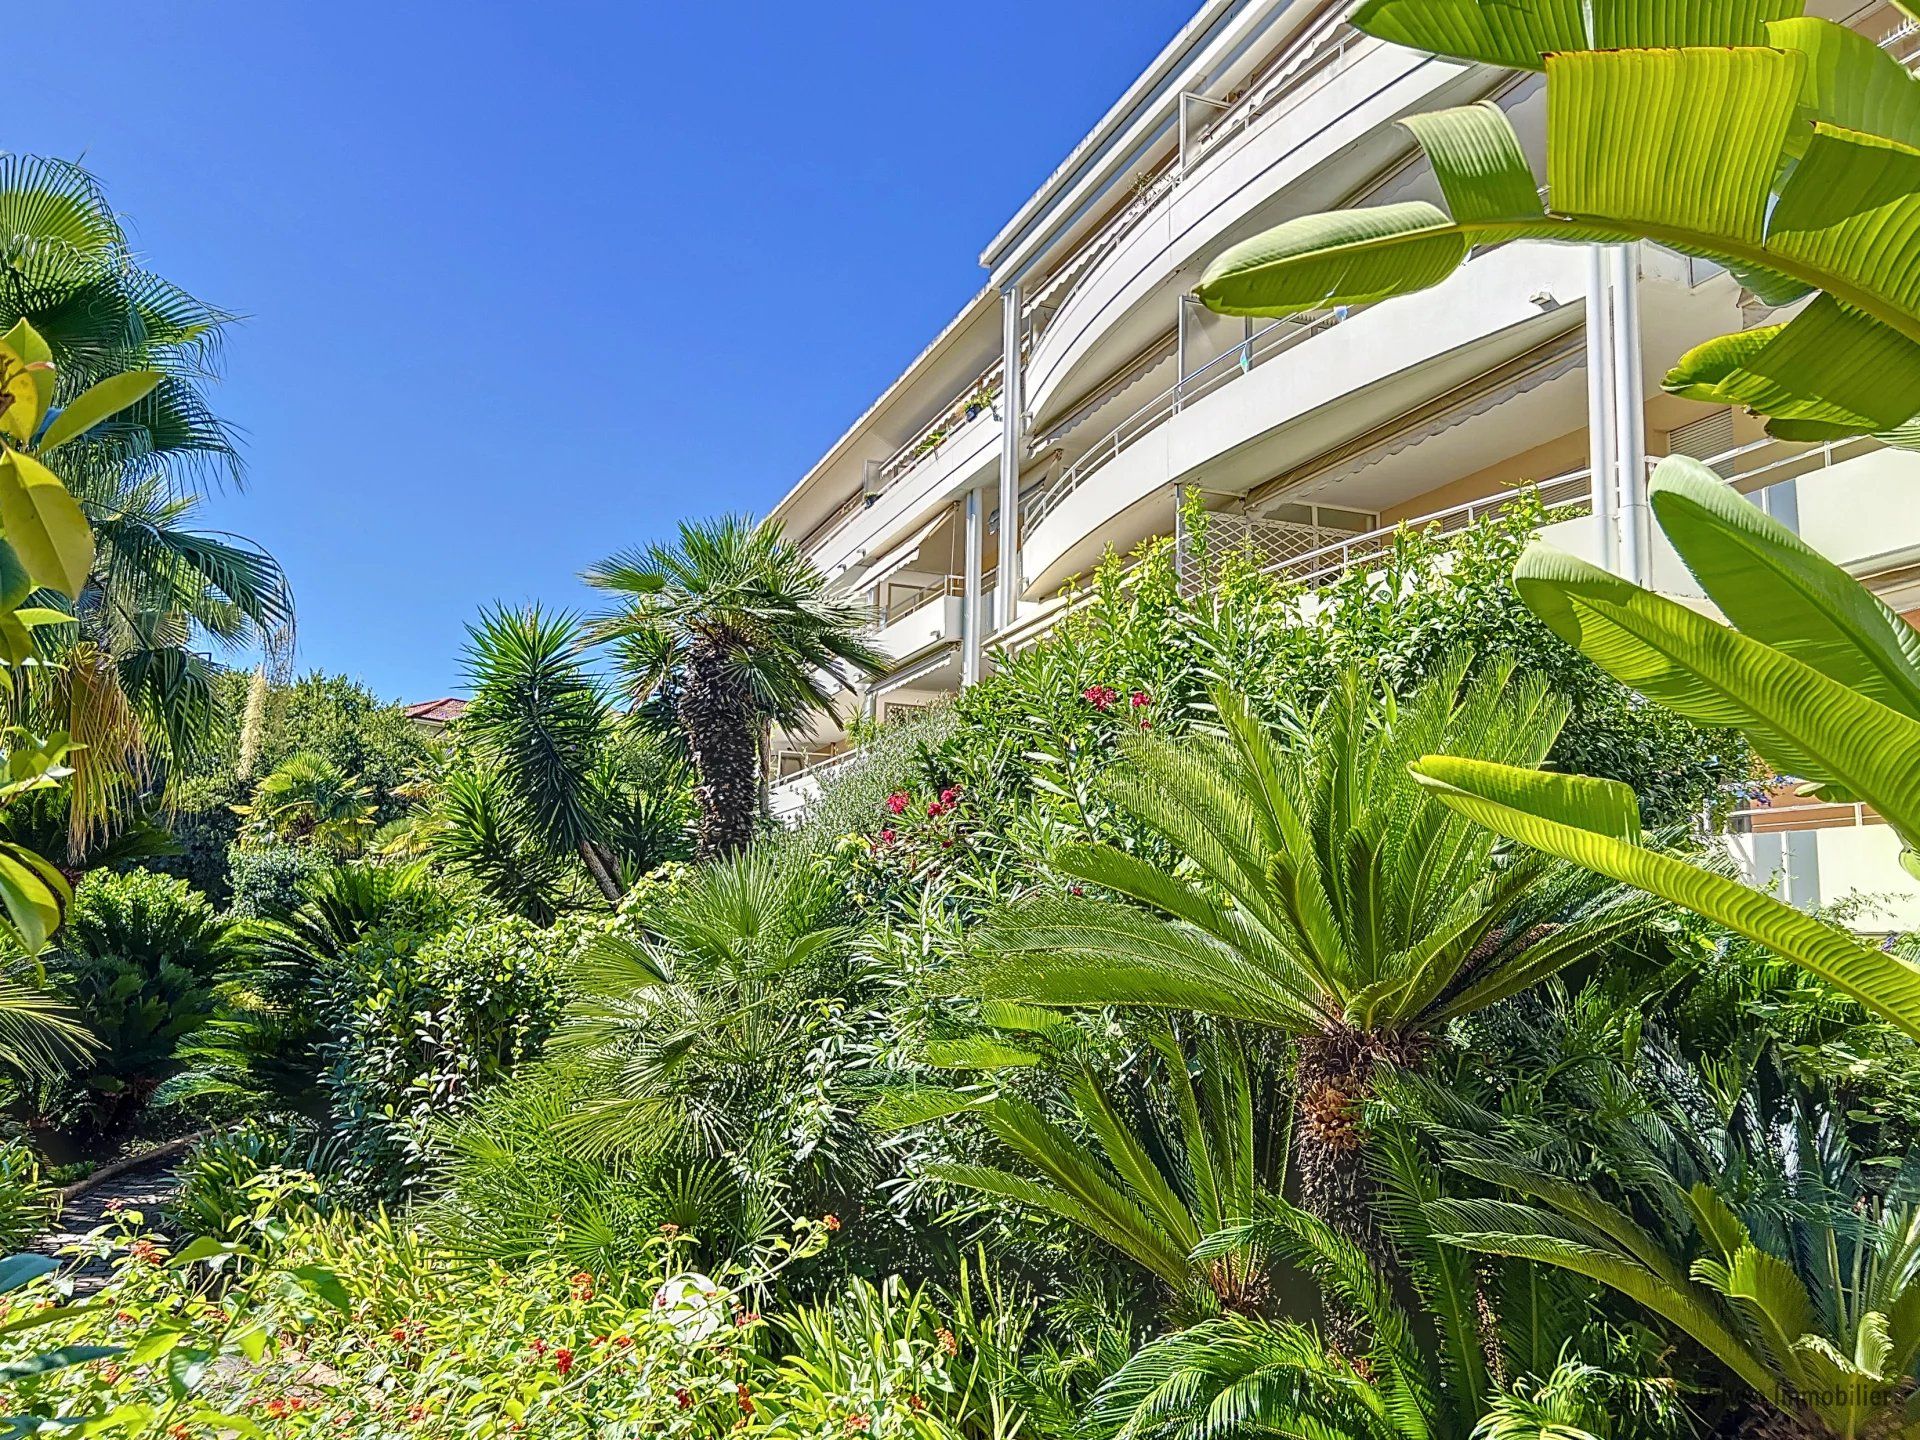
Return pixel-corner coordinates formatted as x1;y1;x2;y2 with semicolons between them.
551;848;887;1224
973;663;1653;1286
875;1016;1270;1315
237;751;375;855
584;515;885;859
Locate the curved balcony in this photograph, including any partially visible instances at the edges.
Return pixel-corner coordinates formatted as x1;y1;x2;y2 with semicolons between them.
1020;240;1592;597
807;405;1000;580
1024;21;1493;430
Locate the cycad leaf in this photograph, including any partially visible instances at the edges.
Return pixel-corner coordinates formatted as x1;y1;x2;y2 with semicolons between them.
1410;755;1920;1041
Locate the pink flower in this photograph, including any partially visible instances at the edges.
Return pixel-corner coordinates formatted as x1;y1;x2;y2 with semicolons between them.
554;1347;575;1376
939;787;960;806
886;792;911;815
878;828;897;846
1083;685;1119;711
1130;690;1151;708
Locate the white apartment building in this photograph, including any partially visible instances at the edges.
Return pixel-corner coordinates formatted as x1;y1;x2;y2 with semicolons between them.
767;0;1920;925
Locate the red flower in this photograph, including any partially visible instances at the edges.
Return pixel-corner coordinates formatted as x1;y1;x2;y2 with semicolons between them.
877;828;897;846
1130;690;1152;708
822;1213;842;1232
265;1399;289;1419
939;787;960;806
390;1326;409;1344
568;1270;595;1300
846;1414;871;1434
907;1395;927;1413
1069;885;1085;896
530;1337;548;1356
677;1389;695;1410
127;1239;162;1266
554;1347;575;1376
735;1309;761;1328
935;1326;959;1357
407;1404;428;1424
886;792;911;815
659;1221;681;1236
614;1334;633;1348
737;1384;755;1415
1083;684;1119;711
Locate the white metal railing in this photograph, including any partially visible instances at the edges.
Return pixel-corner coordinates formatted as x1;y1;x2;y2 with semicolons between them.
1022;310;1347;532
874;358;1005;492
880;575;964;627
1029;11;1367;321
1245;468;1597;590
798;489;866;554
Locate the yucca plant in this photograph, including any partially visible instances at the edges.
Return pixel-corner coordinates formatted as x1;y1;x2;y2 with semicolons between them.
972;664;1651;1286
874;1015;1272;1316
1197;1;1920;445
1409;458;1920;1042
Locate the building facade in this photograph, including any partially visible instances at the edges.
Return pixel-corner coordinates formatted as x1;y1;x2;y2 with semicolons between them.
767;0;1920;924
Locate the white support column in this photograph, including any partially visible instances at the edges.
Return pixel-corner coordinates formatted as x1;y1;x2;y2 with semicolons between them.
1584;246;1618;573
1609;243;1650;586
997;285;1024;632
962;486;985;687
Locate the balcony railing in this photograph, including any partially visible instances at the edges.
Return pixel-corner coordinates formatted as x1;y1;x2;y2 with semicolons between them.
1028;10;1367;321
881;575;965;627
873;360;1004;494
1022;309;1348;532
798;488;867;554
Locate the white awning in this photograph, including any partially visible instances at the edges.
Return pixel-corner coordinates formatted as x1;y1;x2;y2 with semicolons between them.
875;642;961;696
853;508;953;590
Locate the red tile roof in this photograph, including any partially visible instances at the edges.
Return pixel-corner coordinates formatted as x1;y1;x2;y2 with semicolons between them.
404;697;468;724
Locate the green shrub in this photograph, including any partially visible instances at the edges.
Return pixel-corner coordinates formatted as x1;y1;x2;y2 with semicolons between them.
0;1138;49;1251
33;872;230;1135
225;841;329;921
169;1117;323;1239
146;773;245;904
320;913;575;1201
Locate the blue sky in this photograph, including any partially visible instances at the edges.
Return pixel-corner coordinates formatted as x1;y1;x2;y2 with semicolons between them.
17;1;1198;701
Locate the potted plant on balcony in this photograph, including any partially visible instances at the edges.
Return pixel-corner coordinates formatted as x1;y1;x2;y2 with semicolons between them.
915;425;948;458
964;386;994;421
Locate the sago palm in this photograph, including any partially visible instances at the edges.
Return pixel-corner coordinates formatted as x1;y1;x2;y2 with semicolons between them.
1090;1172;1663;1440
875;1015;1271;1315
1428;1130;1920;1440
585;515;884;859
974;663;1652;1282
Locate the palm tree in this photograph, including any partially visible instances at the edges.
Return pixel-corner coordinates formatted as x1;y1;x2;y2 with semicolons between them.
452;606;625;902
237;751;375;855
0;156;291;848
1089;1176;1665;1440
585;515;884;859
1426;1105;1920;1440
972;663;1652;1293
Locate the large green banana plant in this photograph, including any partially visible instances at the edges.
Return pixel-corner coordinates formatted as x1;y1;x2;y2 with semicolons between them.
1407;455;1920;1041
1197;0;1920;443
